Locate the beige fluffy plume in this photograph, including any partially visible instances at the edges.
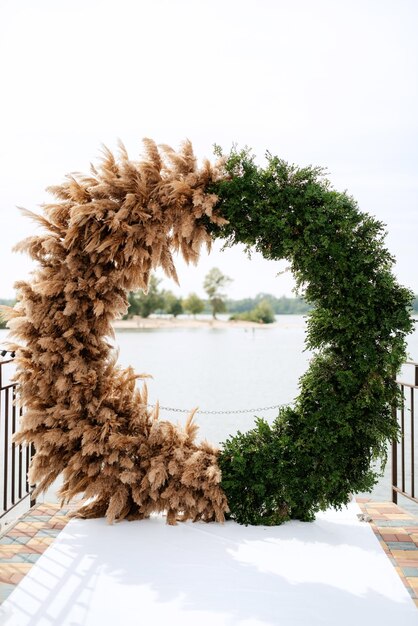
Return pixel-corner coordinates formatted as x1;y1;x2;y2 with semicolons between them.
3;139;229;524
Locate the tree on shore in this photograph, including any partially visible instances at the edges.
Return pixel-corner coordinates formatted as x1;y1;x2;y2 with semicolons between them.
230;299;275;323
126;275;164;318
203;268;232;319
183;292;205;317
163;291;183;317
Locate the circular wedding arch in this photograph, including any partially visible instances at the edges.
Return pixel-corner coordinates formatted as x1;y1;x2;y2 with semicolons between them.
6;139;413;526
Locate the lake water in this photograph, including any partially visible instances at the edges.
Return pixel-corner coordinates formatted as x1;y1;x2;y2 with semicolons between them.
113;316;311;443
1;315;417;513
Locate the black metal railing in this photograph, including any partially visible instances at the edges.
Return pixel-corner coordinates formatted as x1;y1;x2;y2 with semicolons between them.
0;355;35;520
392;361;418;505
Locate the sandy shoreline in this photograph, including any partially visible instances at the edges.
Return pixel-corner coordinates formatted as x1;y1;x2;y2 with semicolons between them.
112;316;306;330
112;317;269;330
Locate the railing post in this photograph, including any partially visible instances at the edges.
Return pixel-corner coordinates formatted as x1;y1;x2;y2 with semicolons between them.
392;400;398;504
392;439;398;504
29;443;36;508
392;361;418;506
3;387;9;512
411;386;415;499
400;384;405;493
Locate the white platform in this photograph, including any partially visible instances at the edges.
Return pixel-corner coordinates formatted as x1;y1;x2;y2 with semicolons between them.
1;502;416;625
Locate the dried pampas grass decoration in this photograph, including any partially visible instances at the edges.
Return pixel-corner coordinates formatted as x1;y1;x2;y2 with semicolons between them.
3;139;229;524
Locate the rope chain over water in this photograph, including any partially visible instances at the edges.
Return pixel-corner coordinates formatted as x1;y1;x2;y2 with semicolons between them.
144;403;292;415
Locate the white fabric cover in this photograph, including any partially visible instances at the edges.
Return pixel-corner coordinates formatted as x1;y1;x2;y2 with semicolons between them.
1;502;416;625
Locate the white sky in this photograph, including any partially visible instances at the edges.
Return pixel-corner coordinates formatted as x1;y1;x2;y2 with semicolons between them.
0;0;417;300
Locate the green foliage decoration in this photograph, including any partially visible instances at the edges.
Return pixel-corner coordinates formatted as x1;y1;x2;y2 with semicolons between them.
210;148;414;525
219;418;289;526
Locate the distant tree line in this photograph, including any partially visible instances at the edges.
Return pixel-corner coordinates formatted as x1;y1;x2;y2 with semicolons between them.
123;269;312;322
126;285;418;320
227;293;311;315
1;291;417;328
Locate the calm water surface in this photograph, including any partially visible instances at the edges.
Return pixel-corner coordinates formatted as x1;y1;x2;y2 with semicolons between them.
113;316;310;443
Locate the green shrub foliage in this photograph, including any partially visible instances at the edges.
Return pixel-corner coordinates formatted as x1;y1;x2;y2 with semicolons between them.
211;149;414;525
230;299;275;324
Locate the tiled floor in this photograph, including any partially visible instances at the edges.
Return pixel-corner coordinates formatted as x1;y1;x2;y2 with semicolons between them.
357;499;418;608
0;503;73;604
0;500;417;609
